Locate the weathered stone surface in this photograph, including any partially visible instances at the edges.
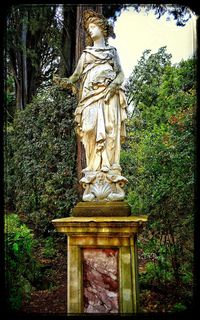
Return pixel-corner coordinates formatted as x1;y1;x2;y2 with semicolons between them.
83;249;119;313
71;201;131;217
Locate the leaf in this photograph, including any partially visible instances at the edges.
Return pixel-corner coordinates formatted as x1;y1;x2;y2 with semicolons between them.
13;242;19;253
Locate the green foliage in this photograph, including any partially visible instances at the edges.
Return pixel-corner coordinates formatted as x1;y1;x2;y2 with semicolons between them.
5;75;15;106
43;237;56;259
124;48;196;307
139;237;179;287
4;125;16;211
125;46;172;108
7;5;61;87
172;302;187;312
4;213;39;310
5;86;78;235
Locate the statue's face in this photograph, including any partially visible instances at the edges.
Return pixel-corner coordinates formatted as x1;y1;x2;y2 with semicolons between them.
88;22;103;41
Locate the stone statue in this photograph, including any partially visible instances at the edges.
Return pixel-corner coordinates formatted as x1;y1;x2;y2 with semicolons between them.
53;10;128;202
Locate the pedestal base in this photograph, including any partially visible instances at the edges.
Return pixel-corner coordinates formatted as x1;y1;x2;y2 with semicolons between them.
72;201;131;217
52;215;147;314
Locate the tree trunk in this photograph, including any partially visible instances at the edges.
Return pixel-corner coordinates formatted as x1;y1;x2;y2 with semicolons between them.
59;5;76;77
15;77;23;110
75;4;102;196
75;4;102;63
21;10;28;107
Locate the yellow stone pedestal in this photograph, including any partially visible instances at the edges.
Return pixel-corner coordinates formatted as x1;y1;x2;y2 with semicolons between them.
52;215;147;314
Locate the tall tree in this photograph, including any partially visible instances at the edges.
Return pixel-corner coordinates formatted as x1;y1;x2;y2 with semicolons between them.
7;5;60;110
125;46;172;109
58;5;76;77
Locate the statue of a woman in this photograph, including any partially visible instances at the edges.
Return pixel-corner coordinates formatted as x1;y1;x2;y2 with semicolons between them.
54;10;128;202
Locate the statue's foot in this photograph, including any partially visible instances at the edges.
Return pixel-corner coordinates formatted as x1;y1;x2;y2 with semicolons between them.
101;165;110;172
82;167;91;173
111;163;122;171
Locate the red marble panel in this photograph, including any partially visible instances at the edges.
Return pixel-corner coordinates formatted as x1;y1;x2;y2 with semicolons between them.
83;248;119;313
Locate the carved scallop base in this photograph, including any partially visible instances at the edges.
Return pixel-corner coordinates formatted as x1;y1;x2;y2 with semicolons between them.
80;169;128;202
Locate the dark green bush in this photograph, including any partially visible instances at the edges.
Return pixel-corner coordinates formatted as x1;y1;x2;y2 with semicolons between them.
5;86;78;235
4;124;16;212
4;213;39;311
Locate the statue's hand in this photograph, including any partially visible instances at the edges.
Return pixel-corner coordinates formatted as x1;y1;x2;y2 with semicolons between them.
104;82;118;103
59;77;73;89
53;74;77;94
53;74;61;85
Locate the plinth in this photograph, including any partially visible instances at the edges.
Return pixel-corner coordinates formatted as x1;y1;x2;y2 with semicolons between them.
52;202;147;314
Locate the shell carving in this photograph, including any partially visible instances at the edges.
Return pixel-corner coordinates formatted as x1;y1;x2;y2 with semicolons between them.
81;170;128;202
91;182;112;200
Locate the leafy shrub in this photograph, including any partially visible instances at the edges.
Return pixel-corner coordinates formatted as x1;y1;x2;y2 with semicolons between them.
43;236;56;259
139;239;175;287
5;86;79;235
4;213;39;311
4;124;16;212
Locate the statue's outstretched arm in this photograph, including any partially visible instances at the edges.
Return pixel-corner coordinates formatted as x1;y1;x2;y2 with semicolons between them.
53;53;85;92
69;52;85;83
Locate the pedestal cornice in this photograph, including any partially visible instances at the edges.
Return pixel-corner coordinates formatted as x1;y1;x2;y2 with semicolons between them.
52;215;148;235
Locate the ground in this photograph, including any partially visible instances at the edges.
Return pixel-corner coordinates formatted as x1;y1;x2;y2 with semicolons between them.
20;240;67;314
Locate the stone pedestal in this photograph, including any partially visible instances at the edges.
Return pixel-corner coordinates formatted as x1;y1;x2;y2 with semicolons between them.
52;212;147;314
72;201;131;217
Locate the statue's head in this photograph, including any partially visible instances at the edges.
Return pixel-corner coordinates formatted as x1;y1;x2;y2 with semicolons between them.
82;9;115;46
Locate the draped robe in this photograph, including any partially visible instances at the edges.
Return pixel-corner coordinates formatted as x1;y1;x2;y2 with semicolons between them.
72;45;127;172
